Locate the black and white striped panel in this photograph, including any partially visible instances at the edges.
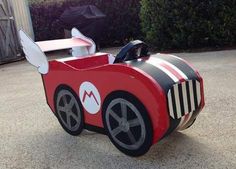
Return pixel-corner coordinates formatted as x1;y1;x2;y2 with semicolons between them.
167;80;201;119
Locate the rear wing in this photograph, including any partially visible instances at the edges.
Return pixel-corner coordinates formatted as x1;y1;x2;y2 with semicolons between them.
19;28;96;74
36;38;91;52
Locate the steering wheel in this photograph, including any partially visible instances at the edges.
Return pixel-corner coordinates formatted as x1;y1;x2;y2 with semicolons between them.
114;40;149;63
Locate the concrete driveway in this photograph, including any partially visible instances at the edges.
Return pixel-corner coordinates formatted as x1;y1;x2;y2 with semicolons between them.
0;49;235;169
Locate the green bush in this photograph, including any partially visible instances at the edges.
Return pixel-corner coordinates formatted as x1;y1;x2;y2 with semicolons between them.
30;0;142;47
140;0;236;50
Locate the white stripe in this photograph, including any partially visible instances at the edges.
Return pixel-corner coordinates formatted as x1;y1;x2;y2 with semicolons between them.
167;91;175;119
146;58;179;82
196;81;201;106
176;117;185;130
151;57;188;79
181;112;193;130
174;84;182;118
189;80;195;111
182;82;189;114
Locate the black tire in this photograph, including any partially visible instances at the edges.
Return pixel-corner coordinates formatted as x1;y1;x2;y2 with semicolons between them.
54;85;84;136
102;91;153;157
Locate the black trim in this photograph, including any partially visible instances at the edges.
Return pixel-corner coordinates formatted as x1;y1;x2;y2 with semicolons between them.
186;81;192;112
170;88;177;119
127;60;175;93
193;80;198;110
178;83;185;116
84;124;106;135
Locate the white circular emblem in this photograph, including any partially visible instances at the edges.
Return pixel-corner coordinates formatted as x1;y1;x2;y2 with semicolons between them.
79;81;101;114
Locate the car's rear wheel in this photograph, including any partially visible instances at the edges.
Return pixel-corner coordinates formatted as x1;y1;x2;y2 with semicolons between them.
55;86;84;136
102;92;153;157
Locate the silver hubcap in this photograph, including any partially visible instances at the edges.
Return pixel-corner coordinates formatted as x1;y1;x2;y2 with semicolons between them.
56;90;81;131
106;98;146;150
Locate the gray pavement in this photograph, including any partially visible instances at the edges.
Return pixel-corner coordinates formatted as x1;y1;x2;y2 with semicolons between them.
0;49;236;169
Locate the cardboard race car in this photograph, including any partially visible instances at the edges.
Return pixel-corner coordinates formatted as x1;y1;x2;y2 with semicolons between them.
19;28;204;157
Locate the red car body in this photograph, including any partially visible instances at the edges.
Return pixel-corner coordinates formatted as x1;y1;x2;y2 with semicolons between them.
19;29;204;156
42;53;205;144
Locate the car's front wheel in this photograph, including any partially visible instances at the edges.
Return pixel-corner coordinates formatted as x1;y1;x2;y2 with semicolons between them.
102;92;153;157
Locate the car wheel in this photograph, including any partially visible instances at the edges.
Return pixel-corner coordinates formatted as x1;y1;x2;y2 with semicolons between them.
55;86;84;136
103;92;153;157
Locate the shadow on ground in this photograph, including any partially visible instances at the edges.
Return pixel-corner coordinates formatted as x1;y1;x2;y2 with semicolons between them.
16;128;220;169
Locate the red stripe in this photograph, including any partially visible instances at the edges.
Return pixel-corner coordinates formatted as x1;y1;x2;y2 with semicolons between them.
159;62;185;82
177;113;190;130
182;113;190;125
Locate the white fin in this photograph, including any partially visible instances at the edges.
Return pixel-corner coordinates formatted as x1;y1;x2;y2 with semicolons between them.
19;30;49;74
71;28;96;57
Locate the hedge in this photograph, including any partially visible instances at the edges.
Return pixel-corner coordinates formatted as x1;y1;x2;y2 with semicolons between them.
29;0;142;47
140;0;236;50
